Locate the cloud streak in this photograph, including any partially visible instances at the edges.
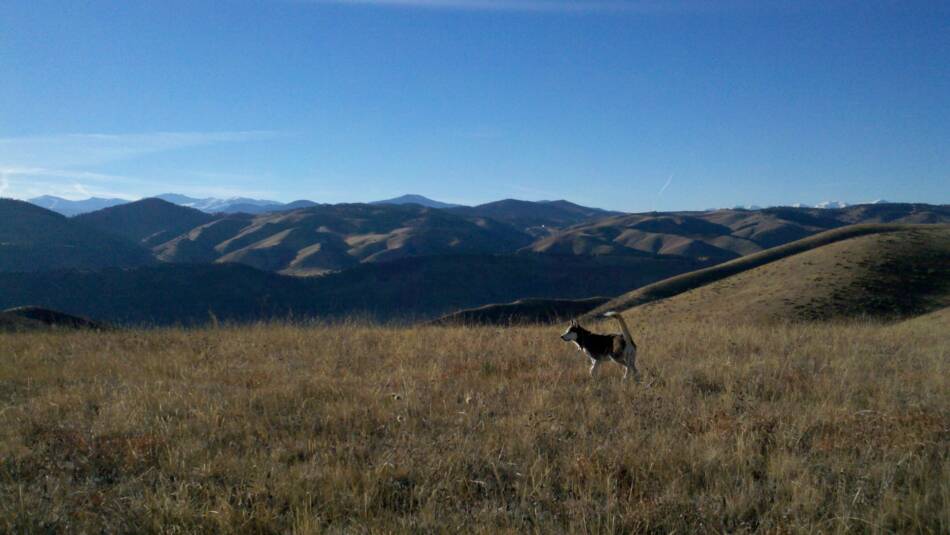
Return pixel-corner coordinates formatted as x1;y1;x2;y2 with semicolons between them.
307;0;681;13
0;130;282;168
0;166;279;201
303;0;780;13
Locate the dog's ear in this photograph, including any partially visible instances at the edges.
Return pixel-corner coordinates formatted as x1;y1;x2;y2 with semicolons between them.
570;318;578;327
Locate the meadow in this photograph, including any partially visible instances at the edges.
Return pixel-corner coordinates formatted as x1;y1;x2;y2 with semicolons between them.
1;316;947;533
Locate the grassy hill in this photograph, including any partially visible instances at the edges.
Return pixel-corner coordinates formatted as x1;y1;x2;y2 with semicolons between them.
74;198;215;247
0;311;43;331
592;225;949;325
0;199;155;272
0;307;105;332
899;306;950;329
432;296;610;326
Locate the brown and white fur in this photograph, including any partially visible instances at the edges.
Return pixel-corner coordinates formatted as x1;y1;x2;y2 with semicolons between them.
560;311;639;381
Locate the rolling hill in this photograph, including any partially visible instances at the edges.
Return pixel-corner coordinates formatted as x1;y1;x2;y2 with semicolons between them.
0;306;105;331
371;194;462;209
73;198;216;247
532;203;950;263
432;297;610;326
590;225;949;325
0;253;703;325
450;199;623;236
0;199;155;272
898;306;950;329
154;203;535;275
0;311;44;331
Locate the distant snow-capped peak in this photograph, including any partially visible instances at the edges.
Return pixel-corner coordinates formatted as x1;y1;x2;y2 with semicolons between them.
816;201;849;209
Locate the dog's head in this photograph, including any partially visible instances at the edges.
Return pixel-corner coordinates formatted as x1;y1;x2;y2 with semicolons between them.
560;318;580;342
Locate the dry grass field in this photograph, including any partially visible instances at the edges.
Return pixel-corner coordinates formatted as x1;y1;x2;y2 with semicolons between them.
1;316;947;533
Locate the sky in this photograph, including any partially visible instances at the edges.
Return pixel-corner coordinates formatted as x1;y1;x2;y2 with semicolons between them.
0;0;947;211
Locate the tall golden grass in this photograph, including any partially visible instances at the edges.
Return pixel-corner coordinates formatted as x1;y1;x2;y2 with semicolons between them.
1;316;947;533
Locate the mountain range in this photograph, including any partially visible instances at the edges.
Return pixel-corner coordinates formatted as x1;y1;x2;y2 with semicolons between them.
28;193;896;217
28;193;459;216
2;195;948;325
28;195;130;217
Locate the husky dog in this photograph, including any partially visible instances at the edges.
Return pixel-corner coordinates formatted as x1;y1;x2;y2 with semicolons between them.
560;311;639;381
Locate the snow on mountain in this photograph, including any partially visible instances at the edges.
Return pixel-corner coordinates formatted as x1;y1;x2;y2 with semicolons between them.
155;194;284;213
27;195;129;216
816;201;849;209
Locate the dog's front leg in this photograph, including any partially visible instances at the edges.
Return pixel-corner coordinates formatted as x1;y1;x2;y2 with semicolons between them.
588;358;599;377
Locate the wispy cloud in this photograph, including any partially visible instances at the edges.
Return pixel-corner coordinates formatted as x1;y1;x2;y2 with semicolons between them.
0;166;277;201
0;167;141;200
310;0;626;12
0;166;136;184
0;130;282;168
304;0;769;13
0;131;284;200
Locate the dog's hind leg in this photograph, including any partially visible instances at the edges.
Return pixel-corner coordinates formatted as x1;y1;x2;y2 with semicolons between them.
589;358;600;377
624;348;641;383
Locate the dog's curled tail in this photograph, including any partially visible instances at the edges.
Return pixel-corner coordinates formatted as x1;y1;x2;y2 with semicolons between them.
604;311;636;349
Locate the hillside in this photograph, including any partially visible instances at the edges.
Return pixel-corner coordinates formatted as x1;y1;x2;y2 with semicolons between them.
450;199;622;236
73;198;216;247
151;202;950;277
0;199;155;272
533;203;950;261
0;253;702;325
0;306;105;331
899;306;950;329
597;225;949;325
432;296;610;326
0;311;43;331
0;264;318;325
530;213;750;262
371;194;461;209
155;203;535;275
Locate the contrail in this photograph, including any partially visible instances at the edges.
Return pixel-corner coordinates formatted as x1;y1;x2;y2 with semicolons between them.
658;173;673;196
651;173;674;212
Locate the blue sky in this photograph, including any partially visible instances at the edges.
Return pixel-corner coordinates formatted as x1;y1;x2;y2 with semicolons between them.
1;0;947;211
